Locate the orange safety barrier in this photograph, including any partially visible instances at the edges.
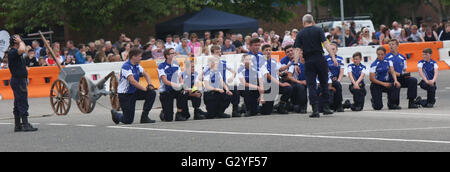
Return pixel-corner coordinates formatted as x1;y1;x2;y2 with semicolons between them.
0;66;60;100
271;51;286;62
139;60;160;89
383;41;449;72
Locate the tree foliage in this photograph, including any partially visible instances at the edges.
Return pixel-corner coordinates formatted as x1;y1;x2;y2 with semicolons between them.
0;0;302;34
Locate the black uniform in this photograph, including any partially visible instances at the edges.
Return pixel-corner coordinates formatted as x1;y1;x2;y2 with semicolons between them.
8;47;37;132
294;26;330;108
8;48;29;119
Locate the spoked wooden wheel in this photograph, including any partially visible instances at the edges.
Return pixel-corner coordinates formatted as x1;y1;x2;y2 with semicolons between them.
109;74;120;111
76;77;96;114
50;79;71;116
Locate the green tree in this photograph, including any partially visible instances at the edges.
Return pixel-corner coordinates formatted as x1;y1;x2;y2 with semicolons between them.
0;0;202;40
0;0;304;41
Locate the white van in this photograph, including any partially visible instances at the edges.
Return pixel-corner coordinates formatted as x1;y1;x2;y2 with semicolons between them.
315;18;376;35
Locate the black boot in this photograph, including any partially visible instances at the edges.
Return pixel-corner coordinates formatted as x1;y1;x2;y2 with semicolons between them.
14;115;22;132
140;111;156;124
217;113;231;119
299;106;307;114
309;105;320;118
388;105;402;110
278;103;289;114
408;99;419;109
415;96;423;107
343;100;351;109
175;112;188;121
323;104;334;115
111;110;120;124
21;116;37;132
194;108;207;120
293;105;301;113
239;104;247;114
232;105;241;118
335;104;344;112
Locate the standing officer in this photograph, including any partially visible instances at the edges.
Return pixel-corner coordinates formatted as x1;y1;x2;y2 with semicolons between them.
294;14;337;118
386;39;419;109
111;48;157;124
8;35;38;132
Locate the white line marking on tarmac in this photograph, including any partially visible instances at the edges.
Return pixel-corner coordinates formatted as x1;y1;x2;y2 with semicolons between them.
445;87;450;90
107;126;450;145
367;111;450;117
47;123;69;126
75;124;96;127
0;123;12;125
311;126;450;135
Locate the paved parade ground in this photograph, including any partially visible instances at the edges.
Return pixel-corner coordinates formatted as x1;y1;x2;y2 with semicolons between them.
2;71;450;152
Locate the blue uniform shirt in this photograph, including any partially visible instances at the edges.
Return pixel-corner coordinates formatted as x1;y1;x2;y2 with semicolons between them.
386;53;407;75
262;58;281;83
118;60;144;94
297;62;306;81
158;61;181;93
238;65;262;86
370;59;394;82
203;60;231;81
418;59;438;81
248;51;265;72
182;71;198;88
325;55;345;78
348;63;367;85
203;69;223;91
287;62;306;81
280;56;291;66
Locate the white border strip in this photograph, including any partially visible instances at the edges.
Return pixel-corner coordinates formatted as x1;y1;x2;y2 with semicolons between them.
107;126;450;145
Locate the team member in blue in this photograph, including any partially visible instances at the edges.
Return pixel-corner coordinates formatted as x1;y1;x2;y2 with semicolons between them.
343;52;367;111
238;55;265;117
290;54;308;114
181;60;207;120
8;35;38;132
279;45;306;112
260;44;293;115
416;48;439;108
202;45;241;117
386;39;419;109
248;38;266;72
203;57;234;119
324;43;345;112
157;48;189;122
111;48;157;124
370;47;402;110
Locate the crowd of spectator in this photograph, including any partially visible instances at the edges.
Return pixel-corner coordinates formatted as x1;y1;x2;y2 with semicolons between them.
0;18;449;69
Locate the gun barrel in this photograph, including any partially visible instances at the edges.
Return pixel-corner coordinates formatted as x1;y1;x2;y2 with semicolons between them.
96;71;115;90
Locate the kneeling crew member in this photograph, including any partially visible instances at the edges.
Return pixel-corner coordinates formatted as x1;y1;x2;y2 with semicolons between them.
344;52;367;111
181;60;207;120
325;43;345;112
238;55;265;116
386;39;419;109
158;48;189;122
111;48;157;124
417;48;438;108
370;47;402;110
260;44;293;115
203;57;233;119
